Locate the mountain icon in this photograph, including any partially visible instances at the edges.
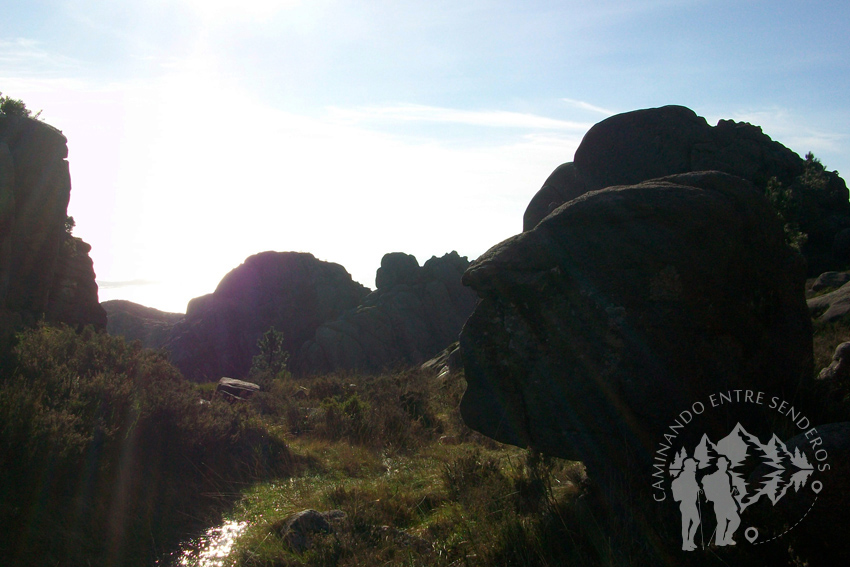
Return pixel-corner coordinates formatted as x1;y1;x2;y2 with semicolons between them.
670;423;815;511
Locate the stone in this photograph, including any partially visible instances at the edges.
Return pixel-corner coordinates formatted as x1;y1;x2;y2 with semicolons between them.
215;377;260;401
807;281;850;323
166;252;369;381
523;106;850;276
272;509;345;553
460;172;812;479
421;342;461;376
297;252;478;374
102;299;183;349
818;342;850;382
810;271;850;293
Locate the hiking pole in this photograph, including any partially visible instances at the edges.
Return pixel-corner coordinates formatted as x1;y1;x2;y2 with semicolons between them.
697;489;704;549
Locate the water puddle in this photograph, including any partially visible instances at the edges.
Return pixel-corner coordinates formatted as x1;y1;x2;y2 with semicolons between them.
160;520;248;567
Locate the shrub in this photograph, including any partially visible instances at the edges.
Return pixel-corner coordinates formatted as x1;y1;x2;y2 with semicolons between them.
0;324;294;567
249;326;290;391
0;92;37;118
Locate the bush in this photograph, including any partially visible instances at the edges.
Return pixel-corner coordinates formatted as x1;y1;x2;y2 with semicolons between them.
0;324;294;567
0;92;36;118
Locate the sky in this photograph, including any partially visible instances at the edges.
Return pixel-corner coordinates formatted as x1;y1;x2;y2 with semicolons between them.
2;0;849;313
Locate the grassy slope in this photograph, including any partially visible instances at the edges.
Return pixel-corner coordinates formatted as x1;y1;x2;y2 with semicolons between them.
173;369;601;567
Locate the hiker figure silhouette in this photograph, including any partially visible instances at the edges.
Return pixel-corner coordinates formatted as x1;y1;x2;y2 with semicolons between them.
671;458;701;551
701;456;741;546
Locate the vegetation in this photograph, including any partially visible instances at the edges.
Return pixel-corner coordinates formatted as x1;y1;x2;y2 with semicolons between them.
0;325;296;567
176;368;604;567
763;152;833;252
4;316;848;566
249;326;291;391
0;91;39;119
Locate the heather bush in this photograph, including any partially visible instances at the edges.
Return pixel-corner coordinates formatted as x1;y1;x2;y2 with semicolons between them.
0;324;294;567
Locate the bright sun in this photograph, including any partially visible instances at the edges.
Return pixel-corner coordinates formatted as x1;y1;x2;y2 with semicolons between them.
182;0;302;20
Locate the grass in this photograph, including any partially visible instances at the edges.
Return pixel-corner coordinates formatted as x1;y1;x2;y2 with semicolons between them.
167;369;601;567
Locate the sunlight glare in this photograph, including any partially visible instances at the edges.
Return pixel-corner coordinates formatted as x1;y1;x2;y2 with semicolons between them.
182;0;302;20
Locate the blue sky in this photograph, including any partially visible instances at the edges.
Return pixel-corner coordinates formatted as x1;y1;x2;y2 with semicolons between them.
2;0;849;312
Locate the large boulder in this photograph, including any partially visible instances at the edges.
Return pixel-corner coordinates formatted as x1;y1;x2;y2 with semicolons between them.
523;106;850;275
297;251;478;374
166;251;369;381
807;281;850;323
102;299;183;349
460;171;813;477
0;114;105;355
810;271;850;293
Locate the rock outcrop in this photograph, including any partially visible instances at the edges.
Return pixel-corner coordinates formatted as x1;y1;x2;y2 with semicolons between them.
460;172;812;477
807;281;850;323
0;114;105;353
523;105;850;275
166;251;369;381
46;237;107;330
810;271;850;293
102;300;183;349
297;252;478;374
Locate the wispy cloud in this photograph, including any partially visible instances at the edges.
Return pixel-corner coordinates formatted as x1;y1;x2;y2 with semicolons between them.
0;38;82;75
561;98;616;116
328;103;592;131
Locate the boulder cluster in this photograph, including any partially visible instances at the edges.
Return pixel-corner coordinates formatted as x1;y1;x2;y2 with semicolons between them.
461;171;812;471
298;251;477;374
456;105;850;562
524;105;850;275
105;250;477;381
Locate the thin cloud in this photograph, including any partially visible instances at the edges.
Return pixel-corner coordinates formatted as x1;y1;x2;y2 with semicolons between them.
328;104;592;131
561;98;616;116
0;38;82;74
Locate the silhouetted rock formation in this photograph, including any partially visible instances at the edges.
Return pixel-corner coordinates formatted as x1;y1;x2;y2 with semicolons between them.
166;251;369;381
523;105;850;275
46;237;107;330
102;299;183;349
297;252;478;374
460;172;812;477
0;114;105;350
